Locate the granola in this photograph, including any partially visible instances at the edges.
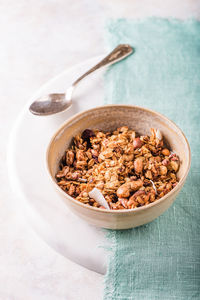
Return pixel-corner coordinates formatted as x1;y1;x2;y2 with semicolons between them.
56;127;179;210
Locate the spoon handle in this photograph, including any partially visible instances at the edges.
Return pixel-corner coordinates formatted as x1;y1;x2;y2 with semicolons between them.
72;44;133;86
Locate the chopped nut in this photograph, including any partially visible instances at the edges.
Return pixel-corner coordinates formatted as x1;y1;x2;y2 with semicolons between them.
145;170;153;179
105;180;120;190
162;148;170;156
134;157;143;173
155;156;161;162
129;179;143;191
88;159;95;168
123;154;134;161
66;151;74;166
160;165;168;175
117;183;130;198
150;192;156;202
71;171;80;181
170;161;179;172
76;150;86;161
56;166;70;178
56;127;179;210
75;160;87;169
102;149;113;158
68;184;75;196
133;137;143;149
127;190;147;208
129;190;145;200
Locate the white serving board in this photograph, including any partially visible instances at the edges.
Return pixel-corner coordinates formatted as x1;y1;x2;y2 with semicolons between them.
7;56;109;275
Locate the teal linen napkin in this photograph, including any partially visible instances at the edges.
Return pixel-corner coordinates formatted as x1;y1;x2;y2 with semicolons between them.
104;18;200;300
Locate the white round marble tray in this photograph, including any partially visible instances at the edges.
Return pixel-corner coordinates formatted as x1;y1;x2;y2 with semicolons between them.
7;56;109;275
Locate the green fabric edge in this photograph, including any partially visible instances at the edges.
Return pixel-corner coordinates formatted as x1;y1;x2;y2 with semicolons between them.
102;17;200;300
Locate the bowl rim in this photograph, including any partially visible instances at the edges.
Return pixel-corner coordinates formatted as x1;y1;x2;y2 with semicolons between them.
46;104;191;214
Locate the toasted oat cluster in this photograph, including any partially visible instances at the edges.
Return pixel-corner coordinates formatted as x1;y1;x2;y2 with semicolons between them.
56;127;179;210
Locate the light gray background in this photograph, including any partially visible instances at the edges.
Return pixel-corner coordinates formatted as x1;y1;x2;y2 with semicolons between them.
1;1;199;299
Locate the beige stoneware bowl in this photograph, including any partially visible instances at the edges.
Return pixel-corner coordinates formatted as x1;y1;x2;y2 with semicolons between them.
46;105;191;229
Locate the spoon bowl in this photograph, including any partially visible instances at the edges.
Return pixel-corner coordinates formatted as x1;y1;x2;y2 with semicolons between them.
29;86;75;116
29;93;68;116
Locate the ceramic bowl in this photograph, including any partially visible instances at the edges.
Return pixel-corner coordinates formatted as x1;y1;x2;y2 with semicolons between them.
46;105;191;229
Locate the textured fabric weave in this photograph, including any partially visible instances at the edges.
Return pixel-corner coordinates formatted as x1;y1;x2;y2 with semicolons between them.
104;18;200;300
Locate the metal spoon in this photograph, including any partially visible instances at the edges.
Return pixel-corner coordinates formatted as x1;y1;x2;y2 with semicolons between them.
29;44;133;116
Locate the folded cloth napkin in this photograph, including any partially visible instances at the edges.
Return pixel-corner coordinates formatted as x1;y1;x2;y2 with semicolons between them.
104;18;200;300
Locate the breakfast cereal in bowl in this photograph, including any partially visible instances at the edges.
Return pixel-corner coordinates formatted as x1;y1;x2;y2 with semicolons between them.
56;126;179;210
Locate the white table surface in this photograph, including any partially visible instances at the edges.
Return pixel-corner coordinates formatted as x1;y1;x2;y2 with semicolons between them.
1;1;199;299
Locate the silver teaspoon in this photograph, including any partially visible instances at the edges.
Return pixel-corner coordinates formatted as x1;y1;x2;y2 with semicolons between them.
29;44;133;116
